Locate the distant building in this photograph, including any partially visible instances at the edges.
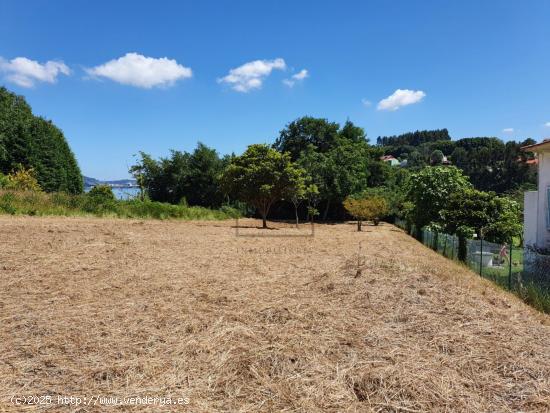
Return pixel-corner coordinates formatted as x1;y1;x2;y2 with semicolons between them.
380;155;400;167
522;139;550;249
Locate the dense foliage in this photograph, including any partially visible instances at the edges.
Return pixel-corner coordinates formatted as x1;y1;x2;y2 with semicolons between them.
276;117;389;219
376;129;451;147
129;143;229;207
0;87;83;193
405;166;472;237
440;189;522;244
378;129;536;193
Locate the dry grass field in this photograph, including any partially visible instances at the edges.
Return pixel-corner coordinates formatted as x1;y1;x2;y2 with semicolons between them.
1;216;549;412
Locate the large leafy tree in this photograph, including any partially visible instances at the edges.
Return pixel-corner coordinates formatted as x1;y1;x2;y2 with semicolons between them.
405;166;472;237
275;117;387;220
273;116;341;161
296;140;373;220
220;144;305;228
0;87;83;193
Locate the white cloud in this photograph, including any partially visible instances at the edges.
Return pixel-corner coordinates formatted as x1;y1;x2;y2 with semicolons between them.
502;128;514;133
361;98;372;107
283;69;308;88
0;57;70;87
377;89;426;111
544;122;550;128
218;58;286;92
86;53;192;88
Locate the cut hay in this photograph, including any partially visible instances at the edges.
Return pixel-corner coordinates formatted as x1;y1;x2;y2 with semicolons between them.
0;216;549;412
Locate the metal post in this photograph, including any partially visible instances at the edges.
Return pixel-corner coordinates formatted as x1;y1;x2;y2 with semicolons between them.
508;240;514;291
479;236;483;276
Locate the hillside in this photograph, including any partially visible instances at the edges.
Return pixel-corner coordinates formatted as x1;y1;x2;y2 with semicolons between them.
1;217;549;412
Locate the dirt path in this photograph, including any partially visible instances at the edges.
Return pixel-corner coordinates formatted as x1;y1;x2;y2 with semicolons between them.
1;216;549;412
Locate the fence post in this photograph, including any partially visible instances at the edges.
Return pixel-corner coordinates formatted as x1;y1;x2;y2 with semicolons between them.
508;240;514;291
479;236;483;276
451;235;455;260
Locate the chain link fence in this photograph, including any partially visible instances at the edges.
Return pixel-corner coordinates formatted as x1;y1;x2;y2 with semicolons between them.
394;218;550;313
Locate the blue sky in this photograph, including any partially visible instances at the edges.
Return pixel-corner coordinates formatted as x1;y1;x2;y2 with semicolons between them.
1;0;549;179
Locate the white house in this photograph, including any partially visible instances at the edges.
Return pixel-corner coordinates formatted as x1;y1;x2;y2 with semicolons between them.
523;139;550;250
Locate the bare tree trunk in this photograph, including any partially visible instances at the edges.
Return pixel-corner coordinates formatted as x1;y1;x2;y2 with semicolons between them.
294;202;299;228
357;220;362;231
262;215;267;229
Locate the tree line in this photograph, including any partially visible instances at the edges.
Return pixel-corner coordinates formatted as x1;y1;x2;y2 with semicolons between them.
129;118;529;251
130;117;399;221
377;130;537;194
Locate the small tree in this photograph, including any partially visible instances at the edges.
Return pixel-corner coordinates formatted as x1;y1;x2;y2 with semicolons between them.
286;175;306;228
220;144;305;228
343;195;389;231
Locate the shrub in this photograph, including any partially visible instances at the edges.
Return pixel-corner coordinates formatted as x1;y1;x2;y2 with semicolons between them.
0;192;17;214
5;167;42;192
87;185;115;201
0;189;241;221
0;172;8;188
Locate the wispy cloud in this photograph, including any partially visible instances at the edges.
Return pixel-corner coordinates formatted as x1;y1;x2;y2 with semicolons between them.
218;58;286;92
86;53;192;88
377;89;426;111
544;122;550;128
283;69;308;87
361;98;372;107
502;128;514;133
0;56;70;87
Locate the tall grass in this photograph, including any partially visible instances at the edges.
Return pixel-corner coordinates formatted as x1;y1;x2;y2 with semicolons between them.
0;190;241;220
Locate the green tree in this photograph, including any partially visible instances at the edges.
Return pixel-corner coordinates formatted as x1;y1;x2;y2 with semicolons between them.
129;142;227;207
406;150;426;169
440;188;522;260
0;87;83;193
220;144;305;228
273;116;340;161
286;175;307;228
405;166;472;238
296;139;373;220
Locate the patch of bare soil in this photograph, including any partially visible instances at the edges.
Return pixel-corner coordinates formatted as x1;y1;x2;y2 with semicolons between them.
0;216;549;412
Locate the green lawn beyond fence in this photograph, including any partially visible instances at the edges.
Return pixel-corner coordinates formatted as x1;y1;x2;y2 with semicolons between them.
394;219;550;314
